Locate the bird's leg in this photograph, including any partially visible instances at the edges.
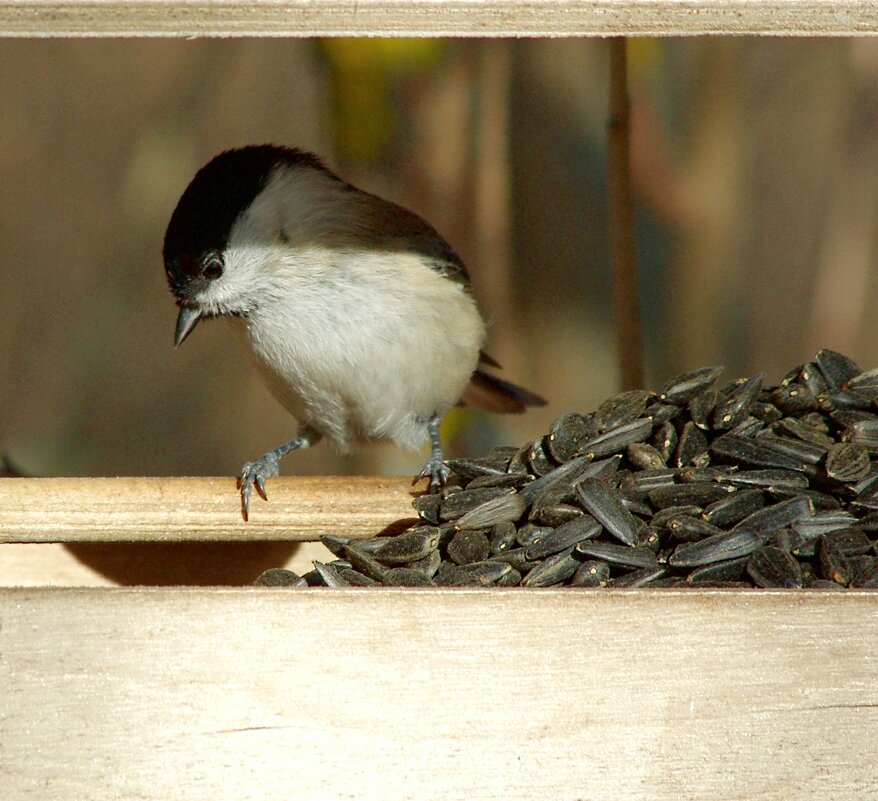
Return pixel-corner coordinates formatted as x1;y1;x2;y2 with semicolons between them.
416;414;449;493
238;427;322;520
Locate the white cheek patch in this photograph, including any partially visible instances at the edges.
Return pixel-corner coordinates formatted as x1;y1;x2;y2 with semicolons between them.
193;244;280;316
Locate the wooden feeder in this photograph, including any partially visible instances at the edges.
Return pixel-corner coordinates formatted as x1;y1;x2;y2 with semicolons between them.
3;4;878;800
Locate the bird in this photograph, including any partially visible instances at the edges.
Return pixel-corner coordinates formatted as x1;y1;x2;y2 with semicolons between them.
162;145;545;519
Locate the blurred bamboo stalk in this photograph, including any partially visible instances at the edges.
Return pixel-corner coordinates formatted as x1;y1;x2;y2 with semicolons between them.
607;37;644;390
474;40;515;365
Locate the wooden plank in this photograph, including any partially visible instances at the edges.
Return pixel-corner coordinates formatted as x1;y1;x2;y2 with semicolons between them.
2;587;877;800
1;0;878;37
0;477;417;543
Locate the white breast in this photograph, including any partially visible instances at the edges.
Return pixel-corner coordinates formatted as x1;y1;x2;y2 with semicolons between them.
233;246;485;452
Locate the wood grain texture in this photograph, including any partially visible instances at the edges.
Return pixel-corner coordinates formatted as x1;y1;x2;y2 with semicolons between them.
2;587;877;800
0;477;417;543
1;1;878;37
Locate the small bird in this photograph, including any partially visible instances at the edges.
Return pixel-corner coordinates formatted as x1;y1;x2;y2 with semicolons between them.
163;145;545;519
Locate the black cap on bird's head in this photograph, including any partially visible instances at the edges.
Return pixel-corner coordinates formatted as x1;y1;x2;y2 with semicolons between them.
163;145;329;345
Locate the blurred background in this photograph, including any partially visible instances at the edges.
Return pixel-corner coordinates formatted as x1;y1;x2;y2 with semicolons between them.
3;37;878;582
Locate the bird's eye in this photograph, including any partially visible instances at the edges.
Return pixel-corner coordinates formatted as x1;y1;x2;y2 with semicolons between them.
202;258;223;279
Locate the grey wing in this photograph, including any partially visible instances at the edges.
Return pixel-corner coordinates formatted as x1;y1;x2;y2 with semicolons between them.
355;189;472;288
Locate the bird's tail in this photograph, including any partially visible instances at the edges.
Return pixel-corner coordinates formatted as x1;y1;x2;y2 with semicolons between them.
460;367;547;414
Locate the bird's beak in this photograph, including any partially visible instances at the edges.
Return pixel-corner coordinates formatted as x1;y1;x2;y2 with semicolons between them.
174;306;202;347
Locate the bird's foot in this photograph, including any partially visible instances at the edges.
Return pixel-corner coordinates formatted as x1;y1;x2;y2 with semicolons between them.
415;453;449;494
238;453;281;521
236;433;316;521
413;414;447;493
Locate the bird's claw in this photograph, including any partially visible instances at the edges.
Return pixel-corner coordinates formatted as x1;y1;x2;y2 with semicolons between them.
238;454;279;520
415;455;449;493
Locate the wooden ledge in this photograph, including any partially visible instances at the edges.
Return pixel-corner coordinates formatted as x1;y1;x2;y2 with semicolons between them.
0;476;418;543
2;587;877;799
2;0;878;37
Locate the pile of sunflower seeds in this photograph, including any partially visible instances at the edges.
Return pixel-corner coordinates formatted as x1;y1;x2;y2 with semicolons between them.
257;349;878;590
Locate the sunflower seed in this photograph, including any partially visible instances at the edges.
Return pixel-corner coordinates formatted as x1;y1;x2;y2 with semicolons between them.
652;505;703;529
446;529;491;565
746;546;803;588
320;534;351;558
619;468;678;498
659;365;725;404
515;523;550;549
439;487;512;522
669;529;763;567
847;367;878;398
626;442;667;470
403;549;442;578
343;543;387;582
815;349;861;389
686;556;750;585
525;514;602;560
652;421;678;462
712;374;764;430
373;526;440;565
751;401;784;425
675;421;710;467
458;560;514;586
702;488;766;527
519;454;594;505
413;492;441;524
575;541;659;568
569;559;611;587
644;402;682;424
594;390;653;431
576;477;644;545
578;418;654;459
663;514;725;542
522;549;580;587
527;437;556;476
688;389;719;430
490;547;540;574
610;566;667;587
454;490;527;530
825;442;871;482
489;521;518;555
337;568;380;586
711;433;807;471
819;389;872;412
648;481;734;510
465;472;532;490
756;433;827;465
770;384;818;417
546;413;598;462
253;568;308;588
816;535;852;586
791;511;858;542
445;457;507;482
732;495;814;539
800;362;830;396
770;486;841;511
720;468;808;489
848;419;878;450
530;502;584;527
820;527;872;556
378;568;433;587
312;561;349;587
774;417;835;448
496;567;523;586
851;557;878;588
